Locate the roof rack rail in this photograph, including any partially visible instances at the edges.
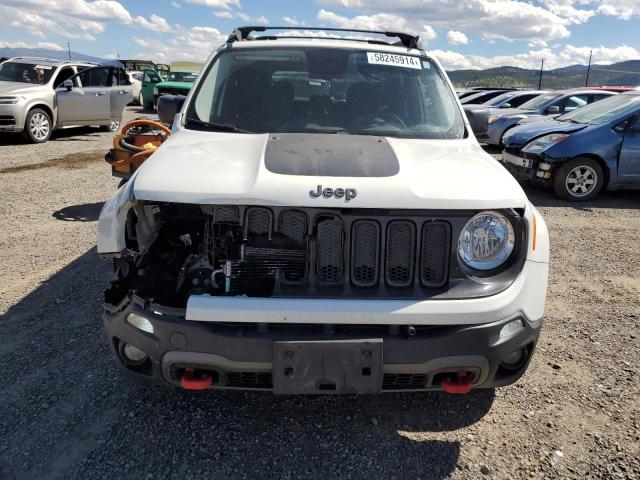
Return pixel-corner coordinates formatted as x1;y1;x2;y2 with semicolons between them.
227;26;420;49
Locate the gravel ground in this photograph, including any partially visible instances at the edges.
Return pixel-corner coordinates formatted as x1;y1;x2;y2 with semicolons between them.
1;114;639;479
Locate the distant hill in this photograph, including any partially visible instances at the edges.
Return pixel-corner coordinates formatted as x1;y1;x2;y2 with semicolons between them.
0;47;108;64
448;60;640;89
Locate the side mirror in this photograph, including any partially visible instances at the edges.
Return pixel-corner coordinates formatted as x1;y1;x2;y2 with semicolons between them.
63;79;73;91
157;94;186;125
500;103;511;109
547;105;560;115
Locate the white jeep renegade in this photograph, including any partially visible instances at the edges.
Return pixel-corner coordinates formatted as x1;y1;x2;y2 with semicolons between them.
97;27;549;394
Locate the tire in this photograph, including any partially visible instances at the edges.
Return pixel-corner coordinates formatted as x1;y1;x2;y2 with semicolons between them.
101;120;121;133
553;157;605;201
22;108;52;143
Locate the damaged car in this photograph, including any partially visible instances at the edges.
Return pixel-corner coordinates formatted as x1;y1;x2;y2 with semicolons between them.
97;27;549;395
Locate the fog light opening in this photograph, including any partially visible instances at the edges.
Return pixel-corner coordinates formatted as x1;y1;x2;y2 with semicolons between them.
126;313;154;334
500;347;529;372
120;342;148;366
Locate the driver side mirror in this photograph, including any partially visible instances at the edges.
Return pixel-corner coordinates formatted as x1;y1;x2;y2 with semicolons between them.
547;105;560;115
500;103;511;109
63;79;73;91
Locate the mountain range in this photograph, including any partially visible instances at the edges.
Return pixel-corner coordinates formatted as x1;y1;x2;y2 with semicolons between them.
448;60;640;89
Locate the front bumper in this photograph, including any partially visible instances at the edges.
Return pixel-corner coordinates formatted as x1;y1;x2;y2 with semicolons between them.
104;294;542;393
0;104;25;133
502;150;554;187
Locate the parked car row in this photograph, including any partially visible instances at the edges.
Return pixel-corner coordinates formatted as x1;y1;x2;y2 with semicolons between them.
0;56;133;143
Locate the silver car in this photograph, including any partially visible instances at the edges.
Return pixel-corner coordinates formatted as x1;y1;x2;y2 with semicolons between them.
0;57;133;143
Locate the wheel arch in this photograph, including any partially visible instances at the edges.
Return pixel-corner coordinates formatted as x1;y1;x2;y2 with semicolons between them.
26;103;56;129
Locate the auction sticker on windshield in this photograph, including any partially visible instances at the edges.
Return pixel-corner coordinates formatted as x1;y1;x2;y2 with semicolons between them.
367;52;422;70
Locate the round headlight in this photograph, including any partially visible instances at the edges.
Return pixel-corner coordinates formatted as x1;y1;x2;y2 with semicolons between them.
458;211;515;271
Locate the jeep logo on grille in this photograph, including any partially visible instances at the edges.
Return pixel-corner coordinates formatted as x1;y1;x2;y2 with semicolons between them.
309;185;357;202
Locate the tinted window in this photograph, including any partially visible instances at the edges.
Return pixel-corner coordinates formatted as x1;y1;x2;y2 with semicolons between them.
143;70;161;83
53;66;75;88
77;67;111;87
557;94;588;113
117;69;131;85
520;93;562;110
509;94;539;108
187;47;465;139
558;94;640;125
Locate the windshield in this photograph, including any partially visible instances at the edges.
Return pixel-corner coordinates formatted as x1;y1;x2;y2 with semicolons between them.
168;72;197;82
484;92;515;107
519;92;561;111
557;94;640;125
0;61;56;84
186;47;465;139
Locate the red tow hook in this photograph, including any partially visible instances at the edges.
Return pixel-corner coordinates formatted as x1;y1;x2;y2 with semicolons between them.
441;370;472;394
180;368;213;391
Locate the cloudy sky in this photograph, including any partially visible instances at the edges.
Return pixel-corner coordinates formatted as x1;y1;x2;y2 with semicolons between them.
1;0;639;70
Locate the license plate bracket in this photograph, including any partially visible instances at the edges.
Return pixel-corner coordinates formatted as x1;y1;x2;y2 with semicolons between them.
272;339;383;394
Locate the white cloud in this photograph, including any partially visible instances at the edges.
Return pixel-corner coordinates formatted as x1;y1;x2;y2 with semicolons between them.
135;14;173;33
184;0;240;9
213;11;233;18
283;16;305;26
317;9;409;31
316;1;578;42
598;0;640;19
421;25;437;41
0;40;64;51
447;30;469;45
133;25;227;62
430;43;640;70
171;1;181;7
2;0;132;23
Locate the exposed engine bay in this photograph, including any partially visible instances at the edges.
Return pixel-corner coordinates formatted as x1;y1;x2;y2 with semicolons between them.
105;203;310;308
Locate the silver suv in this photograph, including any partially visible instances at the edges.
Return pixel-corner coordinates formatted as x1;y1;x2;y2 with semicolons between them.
0;57;133;143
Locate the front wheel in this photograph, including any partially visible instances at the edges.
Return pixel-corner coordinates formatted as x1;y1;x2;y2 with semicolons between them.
22;108;52;143
101;120;121;133
553;157;604;201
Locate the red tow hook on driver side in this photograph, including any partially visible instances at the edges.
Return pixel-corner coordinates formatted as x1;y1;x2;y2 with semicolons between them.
441;370;472;394
180;368;213;391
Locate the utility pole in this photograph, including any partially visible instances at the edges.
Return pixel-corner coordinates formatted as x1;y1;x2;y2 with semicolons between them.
538;58;544;89
585;49;593;87
67;42;71;60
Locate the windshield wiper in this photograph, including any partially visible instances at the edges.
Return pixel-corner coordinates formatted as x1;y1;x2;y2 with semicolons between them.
185;118;254;133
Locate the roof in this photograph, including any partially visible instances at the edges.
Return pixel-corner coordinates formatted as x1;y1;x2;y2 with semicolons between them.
7;56;96;67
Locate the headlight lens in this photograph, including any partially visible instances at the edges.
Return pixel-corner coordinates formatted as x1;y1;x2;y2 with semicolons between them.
522;133;568;154
0;96;25;104
458;211;515;271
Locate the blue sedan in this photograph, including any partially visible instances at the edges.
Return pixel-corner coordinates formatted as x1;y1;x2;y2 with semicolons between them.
501;92;640;201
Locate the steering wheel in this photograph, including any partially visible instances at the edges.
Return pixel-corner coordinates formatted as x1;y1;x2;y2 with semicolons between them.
361;112;406;129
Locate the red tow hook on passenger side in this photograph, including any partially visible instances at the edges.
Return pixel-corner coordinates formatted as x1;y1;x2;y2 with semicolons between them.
180;368;213;391
442;370;472;394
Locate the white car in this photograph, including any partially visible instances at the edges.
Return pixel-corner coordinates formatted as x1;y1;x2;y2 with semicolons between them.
127;70;143;105
97;27;549;394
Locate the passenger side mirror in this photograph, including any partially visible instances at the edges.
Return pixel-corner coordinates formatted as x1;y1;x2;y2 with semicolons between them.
63;79;73;91
500;103;511;109
547;105;560;115
157;95;186;125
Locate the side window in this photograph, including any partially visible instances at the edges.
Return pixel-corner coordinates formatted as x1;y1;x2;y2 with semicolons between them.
117;69;131;86
143;70;161;83
509;94;536;108
53;67;75;88
558;94;588;113
592;93;611;102
77;67;111;88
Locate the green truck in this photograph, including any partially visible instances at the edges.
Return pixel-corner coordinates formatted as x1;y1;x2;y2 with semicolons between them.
139;62;201;111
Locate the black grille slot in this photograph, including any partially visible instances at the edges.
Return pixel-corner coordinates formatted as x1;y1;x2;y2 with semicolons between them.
213;206;239;223
279;210;308;282
385;221;415;287
421;222;451;287
316;217;344;285
382;373;428;390
226;372;273;389
0;115;15;125
351;220;380;287
245;207;272;237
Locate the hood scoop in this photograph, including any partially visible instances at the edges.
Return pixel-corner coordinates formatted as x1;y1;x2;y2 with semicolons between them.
264;133;400;177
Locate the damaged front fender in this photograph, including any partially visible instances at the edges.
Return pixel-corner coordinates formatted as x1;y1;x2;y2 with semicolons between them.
97;175;138;255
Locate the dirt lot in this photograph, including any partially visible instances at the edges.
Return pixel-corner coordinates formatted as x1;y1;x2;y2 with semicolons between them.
1;111;639;479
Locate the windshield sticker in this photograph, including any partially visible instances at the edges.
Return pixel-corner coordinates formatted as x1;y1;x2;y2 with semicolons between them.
367;52;422;70
34;65;53;70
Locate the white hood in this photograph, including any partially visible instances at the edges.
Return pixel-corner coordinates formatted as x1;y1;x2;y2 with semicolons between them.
132;129;528;210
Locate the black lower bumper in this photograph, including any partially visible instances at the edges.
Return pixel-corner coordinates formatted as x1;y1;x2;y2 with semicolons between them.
104;295;542;394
